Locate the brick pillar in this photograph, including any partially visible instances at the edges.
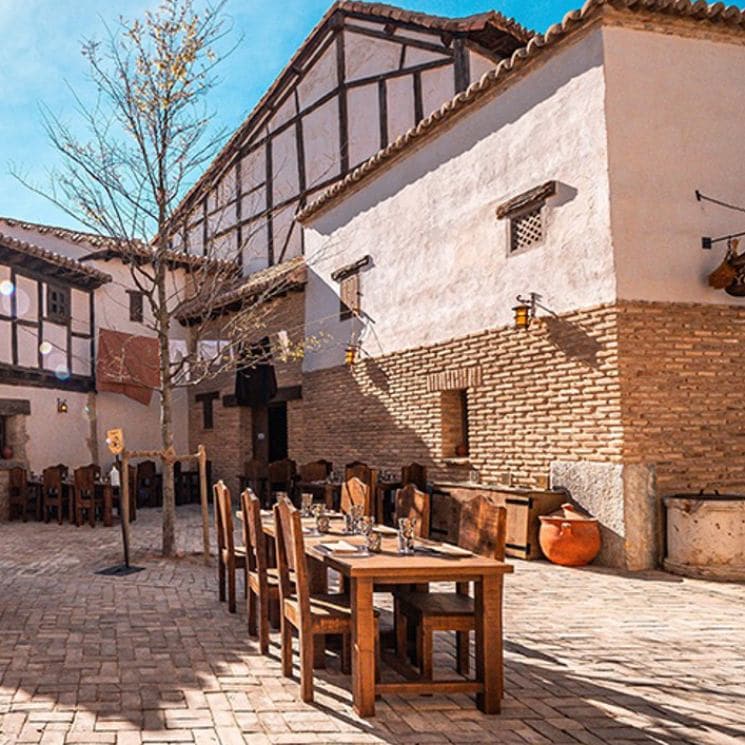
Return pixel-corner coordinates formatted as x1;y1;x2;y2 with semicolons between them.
0;469;10;522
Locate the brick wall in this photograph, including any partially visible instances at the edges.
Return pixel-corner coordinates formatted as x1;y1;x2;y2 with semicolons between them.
192;297;745;501
618;301;745;494
188;290;305;495
297;304;625;485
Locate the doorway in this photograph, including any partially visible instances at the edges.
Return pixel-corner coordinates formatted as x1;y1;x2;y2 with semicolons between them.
268;401;288;462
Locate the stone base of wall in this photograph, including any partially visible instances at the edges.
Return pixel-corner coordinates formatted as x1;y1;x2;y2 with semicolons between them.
550;460;657;569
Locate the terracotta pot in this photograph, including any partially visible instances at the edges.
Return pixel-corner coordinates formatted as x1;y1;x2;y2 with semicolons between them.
539;503;601;566
2;445;13;460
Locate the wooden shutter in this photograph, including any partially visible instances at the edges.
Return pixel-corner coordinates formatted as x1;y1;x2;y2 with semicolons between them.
339;272;360;320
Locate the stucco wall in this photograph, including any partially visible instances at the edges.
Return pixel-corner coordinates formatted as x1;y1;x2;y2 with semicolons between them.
0;223;189;469
303;27;615;371
603;25;745;306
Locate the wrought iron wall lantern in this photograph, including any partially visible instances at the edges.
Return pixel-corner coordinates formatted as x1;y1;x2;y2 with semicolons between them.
57;398;68;413
512;292;556;330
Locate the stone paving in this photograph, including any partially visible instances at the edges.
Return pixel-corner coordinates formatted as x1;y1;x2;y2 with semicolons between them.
0;506;743;745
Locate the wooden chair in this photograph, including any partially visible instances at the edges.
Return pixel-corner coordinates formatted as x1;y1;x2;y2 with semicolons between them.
243;458;269;506
340;476;371;515
395;497;507;680
241;489;280;654
401;463;427;491
8;467;30;522
298;459;332;482
74;465;103;527
136;460;161;507
275;499;379;703
42;466;67;524
214;480;247;614
268;458;297;503
394;484;430;538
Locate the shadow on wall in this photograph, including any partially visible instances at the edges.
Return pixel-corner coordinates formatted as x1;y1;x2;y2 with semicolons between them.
543;315;603;368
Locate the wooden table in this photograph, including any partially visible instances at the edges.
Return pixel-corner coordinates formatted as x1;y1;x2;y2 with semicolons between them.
260;514;512;717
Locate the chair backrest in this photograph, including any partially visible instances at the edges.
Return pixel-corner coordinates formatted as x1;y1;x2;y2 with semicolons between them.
274;499;311;623
457;497;507;560
345;461;370;484
8;467;26;493
245;458;268;480
268;458;296;484
401;462;427;491
137;460;157;483
43;466;63;494
299;459;332;482
340;476;370;515
74;466;96;497
241;489;267;577
213;480;235;556
395;484;430;538
52;463;69;480
79;463;101;481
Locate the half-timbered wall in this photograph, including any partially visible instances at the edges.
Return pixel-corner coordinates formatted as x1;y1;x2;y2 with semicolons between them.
174;11;503;272
0;263;93;389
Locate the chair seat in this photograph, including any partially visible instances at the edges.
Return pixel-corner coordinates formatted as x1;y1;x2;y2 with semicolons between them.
248;566;279;592
284;592;379;633
398;591;475;618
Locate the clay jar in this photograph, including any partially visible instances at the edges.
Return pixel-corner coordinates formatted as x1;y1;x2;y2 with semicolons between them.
539;503;601;567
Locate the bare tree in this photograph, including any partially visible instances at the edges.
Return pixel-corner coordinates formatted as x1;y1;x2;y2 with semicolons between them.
10;0;281;556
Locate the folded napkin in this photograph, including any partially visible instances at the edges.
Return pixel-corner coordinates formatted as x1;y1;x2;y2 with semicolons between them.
373;525;397;535
320;540;360;555
416;541;472;557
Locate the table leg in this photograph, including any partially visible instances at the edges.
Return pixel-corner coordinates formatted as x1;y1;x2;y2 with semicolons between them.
351;576;376;717
475;573;503;714
103;485;113;527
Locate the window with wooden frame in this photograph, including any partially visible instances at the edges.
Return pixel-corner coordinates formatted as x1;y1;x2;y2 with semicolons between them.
496;180;556;256
127;290;144;323
195;391;219;431
332;255;370;322
339;271;361;321
46;284;70;323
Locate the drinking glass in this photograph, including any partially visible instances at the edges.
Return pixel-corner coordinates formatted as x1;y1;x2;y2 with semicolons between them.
359;515;374;536
350;504;364;534
315;513;330;534
397;517;417;555
301;492;314;518
366;530;382;553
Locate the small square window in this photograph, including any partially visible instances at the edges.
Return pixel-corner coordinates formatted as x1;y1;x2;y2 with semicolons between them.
440;388;469;458
509;204;544;253
127;290;144;323
339;272;361;321
47;285;70;323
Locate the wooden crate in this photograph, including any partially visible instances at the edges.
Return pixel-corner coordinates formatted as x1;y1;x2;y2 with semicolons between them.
432;483;566;559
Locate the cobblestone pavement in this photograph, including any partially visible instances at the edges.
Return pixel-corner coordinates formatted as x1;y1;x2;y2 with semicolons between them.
1;506;743;745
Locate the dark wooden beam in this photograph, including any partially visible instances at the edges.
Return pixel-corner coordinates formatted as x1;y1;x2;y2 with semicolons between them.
413;71;424;123
235;159;243;267
453;38;470;93
336;31;350;174
266;134;274;265
378;79;388;149
0;363;93;393
10;268;17;367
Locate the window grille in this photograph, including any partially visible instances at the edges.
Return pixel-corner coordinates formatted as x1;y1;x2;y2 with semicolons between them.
510;205;544;253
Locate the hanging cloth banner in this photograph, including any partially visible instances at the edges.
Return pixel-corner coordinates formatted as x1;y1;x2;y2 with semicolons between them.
96;329;160;405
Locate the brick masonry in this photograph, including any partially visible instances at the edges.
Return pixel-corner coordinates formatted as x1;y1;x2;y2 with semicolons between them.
193;297;745;539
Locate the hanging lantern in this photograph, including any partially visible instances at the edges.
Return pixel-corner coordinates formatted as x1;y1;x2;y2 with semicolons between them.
345;345;358;367
513;302;531;330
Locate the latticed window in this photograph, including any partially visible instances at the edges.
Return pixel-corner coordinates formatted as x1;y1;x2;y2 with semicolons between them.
496;180;556;256
509;204;544;253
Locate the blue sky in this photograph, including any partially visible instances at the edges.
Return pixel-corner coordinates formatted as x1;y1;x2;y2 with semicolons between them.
0;0;577;230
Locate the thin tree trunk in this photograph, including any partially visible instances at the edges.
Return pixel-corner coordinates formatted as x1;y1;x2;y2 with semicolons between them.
156;229;176;557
